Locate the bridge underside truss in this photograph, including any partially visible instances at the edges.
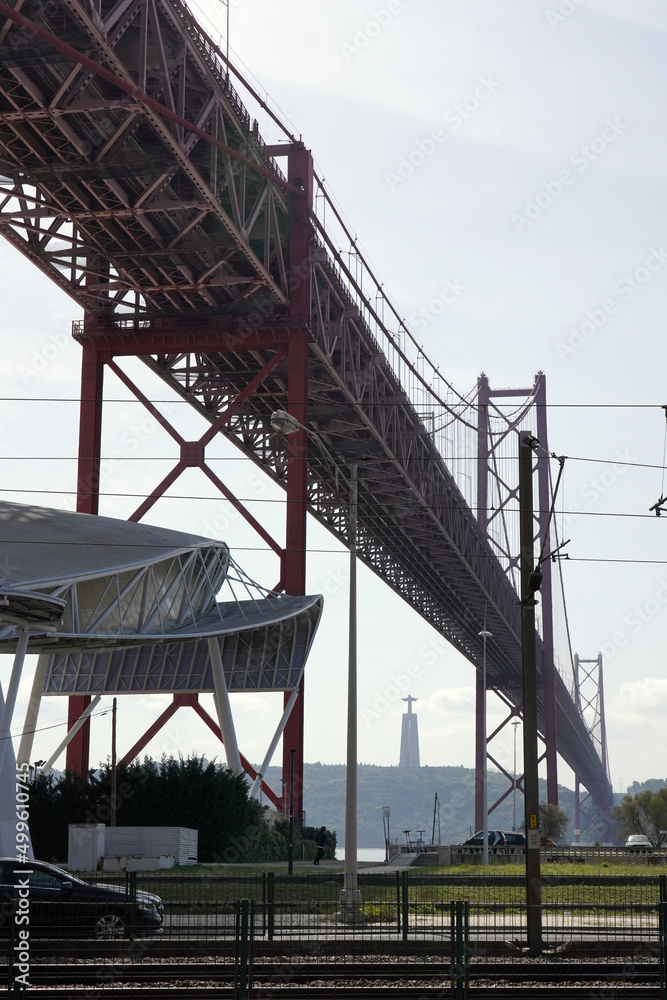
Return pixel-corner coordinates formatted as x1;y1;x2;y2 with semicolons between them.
0;0;290;318
0;0;612;814
76;310;611;810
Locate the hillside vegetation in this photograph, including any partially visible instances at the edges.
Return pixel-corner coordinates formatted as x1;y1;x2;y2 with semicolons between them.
262;763;578;847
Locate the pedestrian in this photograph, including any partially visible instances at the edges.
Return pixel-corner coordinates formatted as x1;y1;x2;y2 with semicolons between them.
313;826;326;865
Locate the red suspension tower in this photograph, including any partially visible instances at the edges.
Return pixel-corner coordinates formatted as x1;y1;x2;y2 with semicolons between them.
474;372;560;830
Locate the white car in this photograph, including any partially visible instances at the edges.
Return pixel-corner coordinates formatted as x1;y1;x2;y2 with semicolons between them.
625;834;652;848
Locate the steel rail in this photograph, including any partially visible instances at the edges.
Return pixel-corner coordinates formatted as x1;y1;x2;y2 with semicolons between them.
16;959;662;995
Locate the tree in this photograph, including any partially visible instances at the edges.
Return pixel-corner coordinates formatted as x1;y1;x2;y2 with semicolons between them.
613;788;667;846
28;755;274;863
273;821;336;861
626;777;667;795
538;802;569;842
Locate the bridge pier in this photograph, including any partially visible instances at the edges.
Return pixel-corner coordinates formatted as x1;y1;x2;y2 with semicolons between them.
65;146;315;822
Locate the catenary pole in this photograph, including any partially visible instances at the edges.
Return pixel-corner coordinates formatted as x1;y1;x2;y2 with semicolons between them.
519;431;542;955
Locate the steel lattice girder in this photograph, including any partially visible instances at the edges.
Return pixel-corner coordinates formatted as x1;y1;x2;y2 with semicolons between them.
0;0;290;316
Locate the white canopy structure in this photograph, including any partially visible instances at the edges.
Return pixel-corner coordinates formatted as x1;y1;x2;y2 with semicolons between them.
0;501;322;852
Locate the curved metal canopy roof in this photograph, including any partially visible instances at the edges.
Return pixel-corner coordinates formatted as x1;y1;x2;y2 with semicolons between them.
0;500;223;586
0;502;323;693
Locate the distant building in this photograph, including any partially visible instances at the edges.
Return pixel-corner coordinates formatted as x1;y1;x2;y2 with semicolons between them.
399;694;420;767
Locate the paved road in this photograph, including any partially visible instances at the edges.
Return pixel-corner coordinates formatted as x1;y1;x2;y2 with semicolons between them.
159;911;660;943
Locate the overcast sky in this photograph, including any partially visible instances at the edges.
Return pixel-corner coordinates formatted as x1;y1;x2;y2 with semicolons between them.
2;0;667;808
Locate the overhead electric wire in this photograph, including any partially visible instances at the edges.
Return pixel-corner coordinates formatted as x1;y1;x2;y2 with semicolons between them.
567;557;667;565
0;708;111;742
0;453;665;471
0;538;657;565
2;396;667;407
0;484;664;520
0;482;666;525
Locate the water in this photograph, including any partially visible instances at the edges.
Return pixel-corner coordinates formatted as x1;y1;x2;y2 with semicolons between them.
335;847;386;863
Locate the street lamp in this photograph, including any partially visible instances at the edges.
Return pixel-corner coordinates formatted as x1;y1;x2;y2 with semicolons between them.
288;747;296;874
270;410;362;920
269;409;301;436
339;460;362;920
512;719;521;831
478;629;493;866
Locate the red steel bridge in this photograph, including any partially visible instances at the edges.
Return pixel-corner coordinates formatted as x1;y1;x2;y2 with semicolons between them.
0;0;612;831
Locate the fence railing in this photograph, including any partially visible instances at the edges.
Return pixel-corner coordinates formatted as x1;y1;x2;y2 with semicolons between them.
2;870;666;995
452;844;667;865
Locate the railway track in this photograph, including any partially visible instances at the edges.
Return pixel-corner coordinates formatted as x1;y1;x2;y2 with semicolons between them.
7;958;662;996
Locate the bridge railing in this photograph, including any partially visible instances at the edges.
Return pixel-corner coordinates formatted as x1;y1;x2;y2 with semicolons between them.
309;221;480;515
166;0;287;183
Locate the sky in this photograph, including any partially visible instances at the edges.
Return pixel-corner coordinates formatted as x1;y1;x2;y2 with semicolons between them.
1;0;667;806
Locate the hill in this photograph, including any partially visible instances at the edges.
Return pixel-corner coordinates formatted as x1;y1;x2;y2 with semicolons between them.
261;763;578;847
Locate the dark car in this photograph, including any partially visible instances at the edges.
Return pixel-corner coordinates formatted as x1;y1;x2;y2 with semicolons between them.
0;859;163;939
461;831;526;849
461;830;506;847
503;832;526;847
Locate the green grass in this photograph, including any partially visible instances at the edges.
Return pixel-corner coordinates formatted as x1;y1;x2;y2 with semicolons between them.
433;861;663;876
123;862;663;914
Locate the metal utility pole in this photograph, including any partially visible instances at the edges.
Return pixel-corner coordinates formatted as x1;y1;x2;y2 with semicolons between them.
432;794;440;846
382;806;390;863
518;431;542;954
512;719;520;831
110;697;117;826
339;463;363;921
288;747;295;875
478;628;492;865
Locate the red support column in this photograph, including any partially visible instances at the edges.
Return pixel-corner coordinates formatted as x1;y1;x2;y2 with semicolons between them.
281;332;309;821
280;143;313;821
66;338;106;776
75;339;106;516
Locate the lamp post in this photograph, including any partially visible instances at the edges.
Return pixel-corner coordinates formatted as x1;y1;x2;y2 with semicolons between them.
288;746;295;874
270;410;362;920
478;629;492;866
340;460;362;920
110;697;117;827
512;719;520;831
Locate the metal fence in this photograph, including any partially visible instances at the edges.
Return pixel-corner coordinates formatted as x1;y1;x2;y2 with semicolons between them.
2;870;666;995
